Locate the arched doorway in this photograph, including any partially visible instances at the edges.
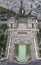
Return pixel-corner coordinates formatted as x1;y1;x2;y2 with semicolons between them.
17;44;26;62
14;41;31;63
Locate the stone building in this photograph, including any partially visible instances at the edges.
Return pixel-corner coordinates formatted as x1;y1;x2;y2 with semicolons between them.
0;16;40;63
0;0;41;64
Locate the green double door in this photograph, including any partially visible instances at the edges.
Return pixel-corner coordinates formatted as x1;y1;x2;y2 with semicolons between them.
18;44;26;62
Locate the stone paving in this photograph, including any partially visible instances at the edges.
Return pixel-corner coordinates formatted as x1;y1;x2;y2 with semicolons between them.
0;60;41;65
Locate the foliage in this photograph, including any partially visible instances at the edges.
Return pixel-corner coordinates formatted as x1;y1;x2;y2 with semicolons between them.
0;24;8;57
0;7;16;17
37;29;41;44
0;24;8;31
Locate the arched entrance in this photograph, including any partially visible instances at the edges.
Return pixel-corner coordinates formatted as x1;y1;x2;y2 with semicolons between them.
17;44;26;62
14;41;31;63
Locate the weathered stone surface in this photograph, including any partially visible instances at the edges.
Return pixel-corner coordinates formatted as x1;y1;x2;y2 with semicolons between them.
0;0;40;13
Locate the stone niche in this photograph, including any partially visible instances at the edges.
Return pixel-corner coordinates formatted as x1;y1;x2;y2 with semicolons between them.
18;23;27;29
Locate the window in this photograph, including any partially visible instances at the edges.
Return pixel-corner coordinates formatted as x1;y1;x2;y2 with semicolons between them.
32;23;34;28
28;23;32;28
11;23;12;28
18;23;27;29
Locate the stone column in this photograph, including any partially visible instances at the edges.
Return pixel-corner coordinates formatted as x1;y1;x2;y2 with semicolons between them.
30;37;36;61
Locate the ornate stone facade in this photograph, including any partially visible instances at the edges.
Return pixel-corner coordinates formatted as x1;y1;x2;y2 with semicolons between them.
4;17;38;62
